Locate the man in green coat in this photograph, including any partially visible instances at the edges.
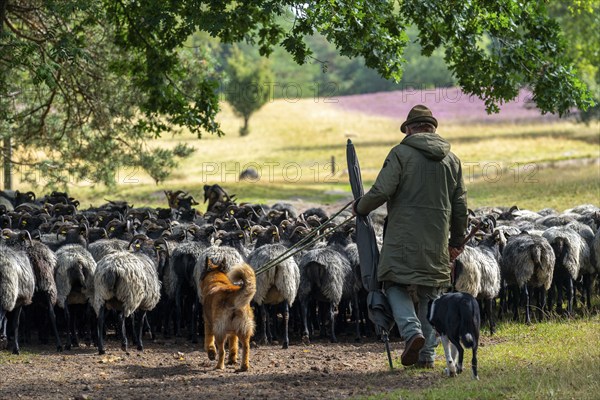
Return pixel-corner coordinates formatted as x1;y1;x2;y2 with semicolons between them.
354;104;468;367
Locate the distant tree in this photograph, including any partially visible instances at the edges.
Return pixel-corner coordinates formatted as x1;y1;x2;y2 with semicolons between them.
224;46;273;136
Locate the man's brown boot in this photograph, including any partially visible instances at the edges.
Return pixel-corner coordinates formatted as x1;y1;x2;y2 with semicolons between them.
401;333;425;366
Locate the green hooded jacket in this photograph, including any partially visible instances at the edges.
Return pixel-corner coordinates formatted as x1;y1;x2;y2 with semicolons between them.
355;132;468;287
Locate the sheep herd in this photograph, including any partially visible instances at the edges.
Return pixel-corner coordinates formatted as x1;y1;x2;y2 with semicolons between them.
0;186;599;359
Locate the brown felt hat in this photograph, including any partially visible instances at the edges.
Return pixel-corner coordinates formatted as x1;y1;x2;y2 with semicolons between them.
400;105;438;133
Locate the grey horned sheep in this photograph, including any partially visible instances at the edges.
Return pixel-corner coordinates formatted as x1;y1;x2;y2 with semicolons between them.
297;228;357;343
54;244;97;349
0;244;35;354
542;226;588;314
93;249;161;354
2;229;63;351
247;225;300;349
500;232;555;323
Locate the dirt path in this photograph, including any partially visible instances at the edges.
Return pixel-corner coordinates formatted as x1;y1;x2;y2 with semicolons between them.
0;335;441;400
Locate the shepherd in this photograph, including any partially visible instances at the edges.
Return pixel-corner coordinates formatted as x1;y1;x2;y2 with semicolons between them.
352;104;468;368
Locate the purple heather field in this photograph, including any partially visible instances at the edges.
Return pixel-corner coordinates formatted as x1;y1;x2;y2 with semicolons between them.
336;88;561;124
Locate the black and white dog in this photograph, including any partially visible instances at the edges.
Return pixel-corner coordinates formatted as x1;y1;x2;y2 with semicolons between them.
427;292;481;380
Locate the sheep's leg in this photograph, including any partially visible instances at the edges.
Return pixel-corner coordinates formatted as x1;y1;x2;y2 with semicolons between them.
353;293;361;342
0;308;6;340
266;306;275;344
258;304;268;345
64;304;73;350
143;312;152;341
89;306;98;347
537;287;547;322
282;301;290;349
485;298;496;335
83;303;94;346
440;335;456;377
70;305;80;348
523;285;531;325
511;285;520;322
174;283;183;337
300;298;310;344
328;302;337;343
190;296;199;344
0;308;7;350
498;281;506;319
119;312;128;352
583;274;592;310
9;306;23;355
547;284;555;313
97;306;106;355
566;277;574;316
136;312;145;351
163;298;174;339
556;281;564;314
45;293;62;352
309;301;319;337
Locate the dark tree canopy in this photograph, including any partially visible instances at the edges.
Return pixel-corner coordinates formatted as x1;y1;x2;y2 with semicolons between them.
0;0;594;188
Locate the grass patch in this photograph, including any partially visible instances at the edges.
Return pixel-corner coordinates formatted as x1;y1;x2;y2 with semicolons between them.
363;315;600;400
466;162;600;211
0;349;35;365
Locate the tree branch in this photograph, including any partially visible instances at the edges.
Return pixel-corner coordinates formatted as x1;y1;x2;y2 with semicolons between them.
3;15;45;44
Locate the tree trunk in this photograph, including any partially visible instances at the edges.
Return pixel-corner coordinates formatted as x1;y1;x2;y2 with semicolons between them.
3;137;11;190
240;115;250;136
0;0;7;33
1;0;12;190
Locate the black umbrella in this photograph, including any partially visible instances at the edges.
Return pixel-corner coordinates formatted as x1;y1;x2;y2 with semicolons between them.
346;139;396;369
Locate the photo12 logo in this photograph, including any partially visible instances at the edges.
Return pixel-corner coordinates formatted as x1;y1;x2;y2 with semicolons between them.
200;161;341;184
219;81;339;104
463;162;538;183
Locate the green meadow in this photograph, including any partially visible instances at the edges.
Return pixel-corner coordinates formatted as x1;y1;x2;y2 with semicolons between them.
363;314;600;400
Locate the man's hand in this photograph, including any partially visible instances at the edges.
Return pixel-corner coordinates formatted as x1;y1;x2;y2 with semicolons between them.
448;246;464;263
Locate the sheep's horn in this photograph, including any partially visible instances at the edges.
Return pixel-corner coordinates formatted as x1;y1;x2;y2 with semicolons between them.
250;225;265;237
127;233;150;250
20;230;33;244
154;238;170;258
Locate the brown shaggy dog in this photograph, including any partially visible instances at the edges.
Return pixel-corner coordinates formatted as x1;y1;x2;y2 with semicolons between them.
200;257;256;372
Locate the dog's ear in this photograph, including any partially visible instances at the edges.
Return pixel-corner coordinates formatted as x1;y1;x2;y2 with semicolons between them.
206;256;216;270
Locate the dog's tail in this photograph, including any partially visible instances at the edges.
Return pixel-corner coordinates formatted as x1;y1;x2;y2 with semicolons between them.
227;263;257;308
459;296;480;349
